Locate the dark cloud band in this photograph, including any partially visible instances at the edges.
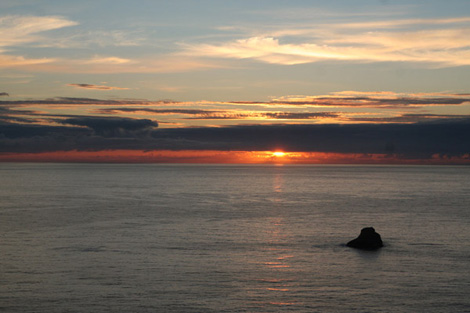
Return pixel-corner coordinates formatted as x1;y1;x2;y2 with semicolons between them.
1;117;468;159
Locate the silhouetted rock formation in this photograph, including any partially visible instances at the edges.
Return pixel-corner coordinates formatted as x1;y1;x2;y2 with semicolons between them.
347;227;383;250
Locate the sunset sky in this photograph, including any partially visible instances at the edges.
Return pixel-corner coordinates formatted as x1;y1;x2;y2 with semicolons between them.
1;0;469;163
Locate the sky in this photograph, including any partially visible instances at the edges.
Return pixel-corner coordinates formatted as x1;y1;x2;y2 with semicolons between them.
0;0;469;163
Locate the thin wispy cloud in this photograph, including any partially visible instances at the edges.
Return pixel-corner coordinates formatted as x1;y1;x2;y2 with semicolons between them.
329;16;470;29
184;17;470;67
0;15;77;68
41;30;146;48
67;83;130;90
0;15;78;47
3;91;469;110
84;56;134;65
0;52;56;68
97;107;338;120
97;108;222;115
7;14;469;74
0;97;178;107
347;113;470;123
0;14;227;73
233;92;470;108
24;55;227;74
182;112;338;120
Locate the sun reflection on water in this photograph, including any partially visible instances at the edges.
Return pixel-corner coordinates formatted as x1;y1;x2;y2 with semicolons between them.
255;217;301;308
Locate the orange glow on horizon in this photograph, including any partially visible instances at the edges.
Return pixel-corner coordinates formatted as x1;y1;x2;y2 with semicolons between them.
272;151;286;157
0;149;469;164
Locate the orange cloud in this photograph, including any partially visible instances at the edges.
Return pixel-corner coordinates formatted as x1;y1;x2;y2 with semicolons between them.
84;56;133;65
97;107;338;121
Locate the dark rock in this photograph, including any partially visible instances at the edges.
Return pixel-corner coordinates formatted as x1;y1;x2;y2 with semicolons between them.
347;227;383;250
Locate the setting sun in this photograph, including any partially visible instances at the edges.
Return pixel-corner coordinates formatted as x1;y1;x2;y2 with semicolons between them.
272;151;286;157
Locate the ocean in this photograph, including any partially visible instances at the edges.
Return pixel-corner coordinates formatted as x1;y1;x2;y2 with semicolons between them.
1;163;469;312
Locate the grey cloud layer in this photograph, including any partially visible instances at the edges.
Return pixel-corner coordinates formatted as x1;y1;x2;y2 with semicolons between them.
1;116;469;159
265;96;470;107
2;93;470;108
98;107;338;120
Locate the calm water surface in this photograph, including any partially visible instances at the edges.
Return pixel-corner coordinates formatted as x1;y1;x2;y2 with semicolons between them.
1;164;469;312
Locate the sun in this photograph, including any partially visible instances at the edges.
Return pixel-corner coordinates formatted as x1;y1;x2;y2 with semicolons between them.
272;151;286;157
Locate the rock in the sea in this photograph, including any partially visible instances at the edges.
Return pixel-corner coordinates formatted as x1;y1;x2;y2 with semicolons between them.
347;227;383;250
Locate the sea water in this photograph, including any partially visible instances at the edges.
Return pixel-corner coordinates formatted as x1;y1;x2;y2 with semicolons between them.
0;163;469;312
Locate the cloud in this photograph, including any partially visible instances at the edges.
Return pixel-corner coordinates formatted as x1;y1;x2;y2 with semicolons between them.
98;108;222;115
0;106;40;123
184;17;470;67
21;55;227;73
97;107;338;120
1;117;468;160
0;53;56;68
185;35;470;66
0;92;8;96
39;91;466;109
347;114;470;123
2;92;469;130
265;92;470;108
330;17;470;30
184;37;317;65
183;111;338;120
149;120;470;158
0;15;78;47
2;91;469;133
0;97;174;106
58;116;158;137
67;83;130;90
41;30;146;48
0;15;226;73
84;56;133;65
0;15;77;68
